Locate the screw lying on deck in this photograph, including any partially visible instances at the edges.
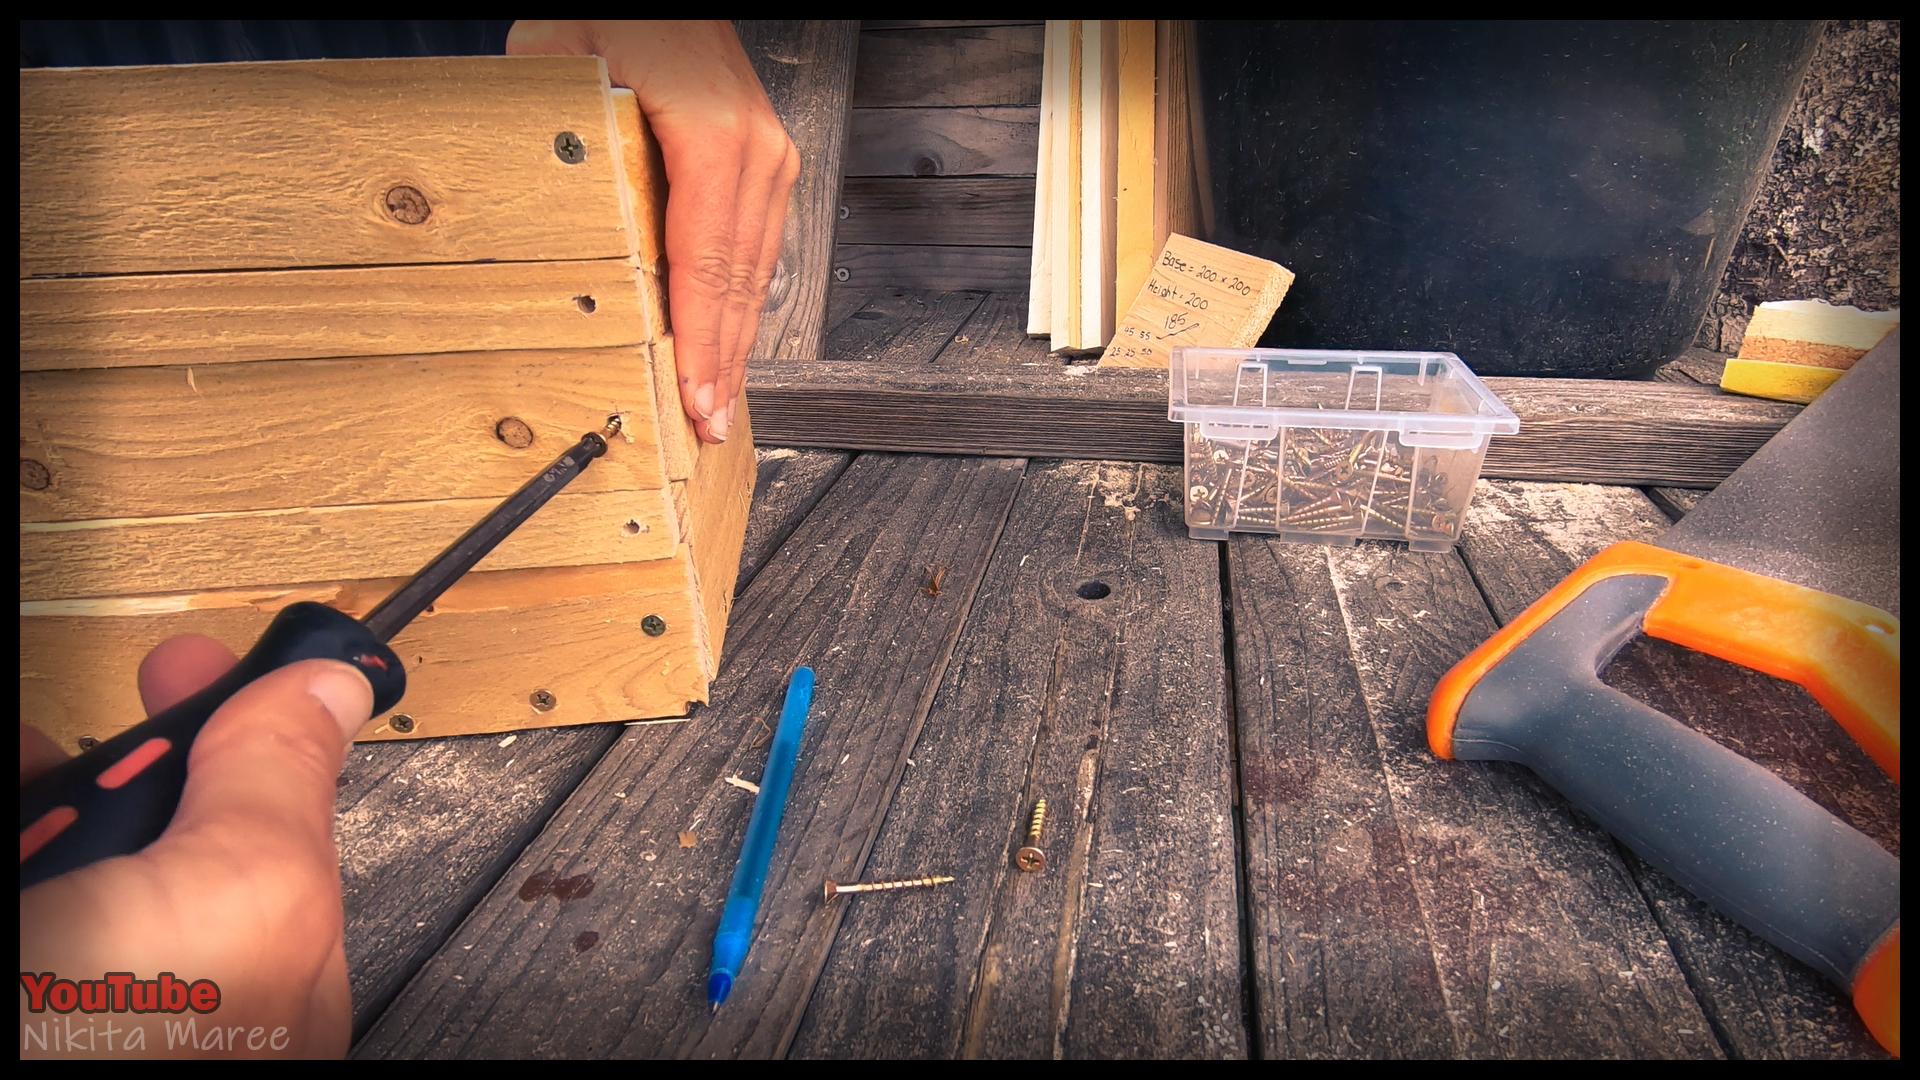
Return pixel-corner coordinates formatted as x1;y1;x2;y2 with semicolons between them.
1015;798;1049;872
823;875;955;901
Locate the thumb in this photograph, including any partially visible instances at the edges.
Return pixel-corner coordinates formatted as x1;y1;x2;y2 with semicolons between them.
160;660;373;867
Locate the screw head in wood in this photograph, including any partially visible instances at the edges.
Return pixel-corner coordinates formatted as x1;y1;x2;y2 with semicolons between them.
21;459;52;491
834;267;850;283
389;714;415;734
1015;846;1047;873
554;131;586;164
642;614;667;637
838;205;850;220
530;689;557;712
383;185;431;225
77;735;98;751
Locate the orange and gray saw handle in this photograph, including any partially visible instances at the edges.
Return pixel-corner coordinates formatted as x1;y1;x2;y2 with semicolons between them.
1430;541;1900;1056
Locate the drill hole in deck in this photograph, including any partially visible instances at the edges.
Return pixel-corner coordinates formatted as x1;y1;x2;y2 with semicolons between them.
1076;580;1112;601
624;519;642;535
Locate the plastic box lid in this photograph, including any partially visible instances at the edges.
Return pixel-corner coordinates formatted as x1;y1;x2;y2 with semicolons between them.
1168;347;1520;449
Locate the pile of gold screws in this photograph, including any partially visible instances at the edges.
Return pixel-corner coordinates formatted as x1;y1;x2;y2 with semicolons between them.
1185;425;1457;539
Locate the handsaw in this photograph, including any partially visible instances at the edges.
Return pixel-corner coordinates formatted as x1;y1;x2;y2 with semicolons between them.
1429;331;1901;1056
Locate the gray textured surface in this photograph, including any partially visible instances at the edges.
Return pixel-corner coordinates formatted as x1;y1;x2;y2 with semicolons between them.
1662;331;1899;614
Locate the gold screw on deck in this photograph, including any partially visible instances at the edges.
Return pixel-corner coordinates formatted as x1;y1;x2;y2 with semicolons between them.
823;875;955;900
1015;798;1049;873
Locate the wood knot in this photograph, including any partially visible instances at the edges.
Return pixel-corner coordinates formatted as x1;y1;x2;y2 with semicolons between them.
913;155;941;177
384;185;432;225
20;459;51;491
495;417;535;449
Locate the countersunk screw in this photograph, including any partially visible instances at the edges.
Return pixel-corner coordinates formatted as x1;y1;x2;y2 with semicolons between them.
823;875;955;900
389;714;416;734
530;689;557;712
77;735;99;751
642;614;667;637
554;131;586;164
1015;798;1049;872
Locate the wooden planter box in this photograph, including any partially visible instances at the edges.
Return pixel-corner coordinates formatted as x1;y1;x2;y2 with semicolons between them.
19;57;754;745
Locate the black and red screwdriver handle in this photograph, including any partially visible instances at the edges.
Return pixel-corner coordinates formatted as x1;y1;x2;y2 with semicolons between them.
20;603;406;891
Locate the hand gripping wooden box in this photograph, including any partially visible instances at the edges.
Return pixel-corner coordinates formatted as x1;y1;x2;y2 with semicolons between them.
20;57;755;745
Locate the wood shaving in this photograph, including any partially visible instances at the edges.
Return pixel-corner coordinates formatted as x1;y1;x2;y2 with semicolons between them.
725;775;760;794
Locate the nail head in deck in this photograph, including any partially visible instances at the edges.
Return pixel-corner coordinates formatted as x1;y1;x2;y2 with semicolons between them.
554;132;586;164
530;690;557;712
389;714;416;734
642;615;667;637
834;267;850;283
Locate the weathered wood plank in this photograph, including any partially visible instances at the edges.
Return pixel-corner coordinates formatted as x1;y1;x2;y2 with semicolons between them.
737;448;852;594
1295;538;1721;1056
746;359;1802;488
21;350;669;523
794;461;1245;1058
830;244;1033;292
838;177;1036;247
340;446;837;1037
1456;480;1895;1059
353;454;1027;1058
20;58;630;277
19;261;643;372
739;21;860;363
844;107;1039;177
852;25;1046;107
20;487;676;601
1227;537;1454;1057
824;287;987;363
935;291;1056;368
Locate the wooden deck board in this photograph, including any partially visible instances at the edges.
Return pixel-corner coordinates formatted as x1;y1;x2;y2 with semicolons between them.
352;454;1026;1057
792;461;1245;1058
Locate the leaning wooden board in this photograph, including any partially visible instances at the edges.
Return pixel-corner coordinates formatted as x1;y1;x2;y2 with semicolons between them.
18;58;755;747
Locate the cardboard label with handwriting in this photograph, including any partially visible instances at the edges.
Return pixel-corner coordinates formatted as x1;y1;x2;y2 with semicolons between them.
1098;233;1294;368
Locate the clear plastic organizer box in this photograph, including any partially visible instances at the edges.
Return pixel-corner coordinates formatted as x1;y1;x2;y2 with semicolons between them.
1169;348;1520;551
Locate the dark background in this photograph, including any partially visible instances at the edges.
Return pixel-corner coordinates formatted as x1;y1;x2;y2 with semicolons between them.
19;20;513;66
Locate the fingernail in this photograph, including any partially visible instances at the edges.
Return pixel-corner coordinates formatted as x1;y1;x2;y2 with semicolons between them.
308;664;375;741
709;405;731;442
693;383;716;420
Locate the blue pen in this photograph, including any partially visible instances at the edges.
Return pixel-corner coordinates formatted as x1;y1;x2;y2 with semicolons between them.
707;666;815;1014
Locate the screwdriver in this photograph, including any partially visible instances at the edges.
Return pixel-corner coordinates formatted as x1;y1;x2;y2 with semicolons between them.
19;418;625;891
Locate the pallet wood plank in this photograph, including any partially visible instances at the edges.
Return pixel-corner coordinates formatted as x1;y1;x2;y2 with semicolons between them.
845;106;1039;177
1027;37;1055;337
337;445;846;1038
352;454;1027;1058
1303;539;1720;1056
936;292;1056;368
736;448;852;594
23;558;709;751
1227;538;1455;1057
19;260;645;372
1456;480;1895;1059
1113;20;1158;322
1076;21;1119;349
793;461;1245;1058
852;25;1045;108
838;177;1036;247
738;21;860;362
745;358;1801;488
20;487;676;602
21;349;670;523
824;287;988;363
20;58;630;277
831;244;1033;292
